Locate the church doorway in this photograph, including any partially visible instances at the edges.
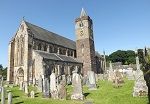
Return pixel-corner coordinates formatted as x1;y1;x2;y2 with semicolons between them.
16;68;24;84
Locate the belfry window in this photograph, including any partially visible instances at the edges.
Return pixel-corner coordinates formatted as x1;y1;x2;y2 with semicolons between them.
79;23;84;27
81;44;84;54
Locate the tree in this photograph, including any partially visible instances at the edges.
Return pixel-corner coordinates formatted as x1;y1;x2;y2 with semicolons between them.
108;50;135;65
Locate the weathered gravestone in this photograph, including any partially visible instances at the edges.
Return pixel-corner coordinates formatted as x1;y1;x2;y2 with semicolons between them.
108;61;115;82
38;75;43;92
8;92;12;104
71;73;84;100
30;90;35;98
50;73;58;99
87;71;97;90
113;70;124;88
126;69;135;80
82;75;88;85
43;78;50;98
19;81;23;90
67;75;72;85
58;80;67;99
62;75;66;85
24;82;29;94
133;56;148;97
1;87;5;104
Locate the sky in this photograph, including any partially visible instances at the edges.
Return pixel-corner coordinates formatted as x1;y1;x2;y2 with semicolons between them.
0;0;150;67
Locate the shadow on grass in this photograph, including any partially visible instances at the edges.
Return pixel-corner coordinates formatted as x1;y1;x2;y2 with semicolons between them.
35;92;39;97
83;93;90;98
15;101;24;104
13;95;20;98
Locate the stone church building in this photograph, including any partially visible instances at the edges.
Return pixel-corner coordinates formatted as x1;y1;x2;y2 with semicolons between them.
7;9;105;84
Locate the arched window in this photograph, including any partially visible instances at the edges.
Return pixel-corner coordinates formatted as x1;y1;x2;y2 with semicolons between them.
49;45;53;53
81;44;84;54
44;44;47;51
20;36;24;65
38;43;41;50
54;46;58;53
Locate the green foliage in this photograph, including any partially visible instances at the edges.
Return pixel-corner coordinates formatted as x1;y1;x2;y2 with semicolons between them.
137;49;145;64
0;64;7;79
108;50;135;65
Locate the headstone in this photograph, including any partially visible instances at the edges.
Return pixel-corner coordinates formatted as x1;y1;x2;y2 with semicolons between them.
30;90;35;98
87;71;97;90
113;70;124;88
19;81;23;90
62;75;66;85
1;87;5;104
24;82;29;94
126;69;135;80
72;70;78;86
43;78;50;98
8;92;12;104
38;75;43;92
133;56;148;97
82;75;88;85
58;80;66;99
67;75;72;85
50;73;58;99
108;61;115;82
71;73;84;100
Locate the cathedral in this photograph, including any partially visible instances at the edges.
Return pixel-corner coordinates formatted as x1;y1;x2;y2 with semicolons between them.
7;9;105;84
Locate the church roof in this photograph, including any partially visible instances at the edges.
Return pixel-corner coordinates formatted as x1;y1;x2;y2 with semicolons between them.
25;21;76;50
34;50;82;64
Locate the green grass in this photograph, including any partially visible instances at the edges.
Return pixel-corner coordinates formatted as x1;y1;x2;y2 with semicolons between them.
2;79;148;104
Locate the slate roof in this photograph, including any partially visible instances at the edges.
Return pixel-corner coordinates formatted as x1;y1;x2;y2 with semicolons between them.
25;21;76;50
34;50;82;64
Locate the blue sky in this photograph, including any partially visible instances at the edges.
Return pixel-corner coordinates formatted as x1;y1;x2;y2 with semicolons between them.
0;0;150;67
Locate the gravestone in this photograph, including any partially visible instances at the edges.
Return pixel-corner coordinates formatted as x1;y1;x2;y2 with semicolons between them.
24;82;29;94
82;75;88;85
67;75;72;85
38;75;43;92
72;70;78;86
43;78;50;98
108;62;115;82
50;73;58;99
58;80;66;99
113;70;124;88
19;81;23;90
126;69;135;80
1;87;5;104
30;90;35;98
71;73;84;100
87;71;97;90
8;92;12;104
133;56;148;97
62;75;66;85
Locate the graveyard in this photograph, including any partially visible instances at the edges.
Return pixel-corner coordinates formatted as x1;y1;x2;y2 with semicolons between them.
0;1;150;104
0;79;148;104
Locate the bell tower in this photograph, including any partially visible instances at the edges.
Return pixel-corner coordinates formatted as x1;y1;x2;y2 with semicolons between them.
75;8;96;76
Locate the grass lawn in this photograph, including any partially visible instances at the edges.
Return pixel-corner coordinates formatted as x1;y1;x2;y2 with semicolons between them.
2;79;148;104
